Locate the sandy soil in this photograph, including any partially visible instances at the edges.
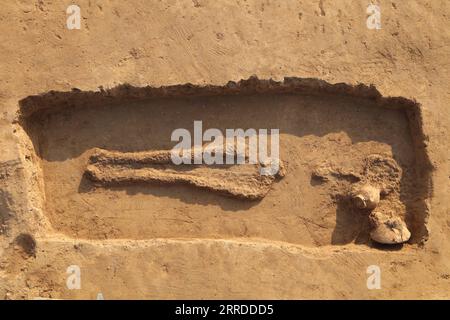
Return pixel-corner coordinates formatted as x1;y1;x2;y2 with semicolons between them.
0;0;449;299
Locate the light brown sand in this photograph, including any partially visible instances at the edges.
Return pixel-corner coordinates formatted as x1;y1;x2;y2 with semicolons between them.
0;0;449;299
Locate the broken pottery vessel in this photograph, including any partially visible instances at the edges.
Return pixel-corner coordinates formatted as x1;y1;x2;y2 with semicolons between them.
369;211;411;244
351;184;380;210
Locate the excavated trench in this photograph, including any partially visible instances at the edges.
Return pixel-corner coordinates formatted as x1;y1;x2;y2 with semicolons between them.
16;77;432;247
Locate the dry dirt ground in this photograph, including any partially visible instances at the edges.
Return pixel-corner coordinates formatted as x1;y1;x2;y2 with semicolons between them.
0;0;449;299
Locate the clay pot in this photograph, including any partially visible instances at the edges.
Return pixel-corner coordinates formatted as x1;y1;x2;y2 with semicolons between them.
352;184;380;210
369;211;411;244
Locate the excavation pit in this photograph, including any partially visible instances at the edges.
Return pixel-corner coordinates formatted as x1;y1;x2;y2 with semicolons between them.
17;78;432;247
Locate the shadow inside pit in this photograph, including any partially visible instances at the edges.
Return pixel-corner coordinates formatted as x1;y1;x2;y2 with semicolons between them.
370;242;404;251
331;195;371;245
19;87;430;245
